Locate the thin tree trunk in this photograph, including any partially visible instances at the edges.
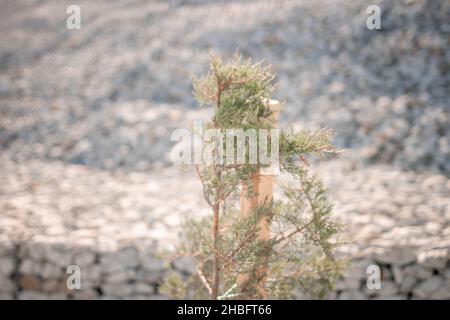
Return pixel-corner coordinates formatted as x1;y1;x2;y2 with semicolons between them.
211;200;220;299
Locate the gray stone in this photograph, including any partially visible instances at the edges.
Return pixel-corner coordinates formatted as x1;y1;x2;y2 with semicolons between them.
141;255;165;272
0;276;16;292
0;257;15;276
27;242;46;262
45;246;73;268
413;276;444;298
444;270;450;279
72;288;99;300
100;246;139;272
338;290;366;300
0;240;15;257
336;278;361;291
19;259;41;276
17;291;49;300
133;283;154;295
74;251;97;267
417;249;448;270
430;284;450;300
136;268;165;284
105;269;136;284
48;293;68;300
82;265;102;280
80;277;101;290
172;256;196;274
403;265;433;280
370;246;416;266
399;275;417;294
41;263;62;280
377;281;398;298
101;282;134;297
0;293;14;300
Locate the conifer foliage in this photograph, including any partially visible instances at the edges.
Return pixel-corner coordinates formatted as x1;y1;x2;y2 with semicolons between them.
161;54;345;300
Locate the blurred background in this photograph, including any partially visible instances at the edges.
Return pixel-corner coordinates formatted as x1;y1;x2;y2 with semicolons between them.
0;0;449;300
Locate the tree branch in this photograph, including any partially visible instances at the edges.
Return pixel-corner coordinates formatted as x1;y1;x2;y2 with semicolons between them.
197;263;213;296
272;215;320;245
195;165;213;207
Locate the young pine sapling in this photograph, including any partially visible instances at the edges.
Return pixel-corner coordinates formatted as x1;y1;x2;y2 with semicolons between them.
161;54;345;300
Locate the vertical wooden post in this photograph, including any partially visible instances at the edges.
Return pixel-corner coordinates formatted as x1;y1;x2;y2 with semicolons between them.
237;100;281;299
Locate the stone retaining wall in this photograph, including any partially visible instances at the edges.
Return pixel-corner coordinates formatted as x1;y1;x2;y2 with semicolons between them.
1;239;449;300
334;244;450;299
